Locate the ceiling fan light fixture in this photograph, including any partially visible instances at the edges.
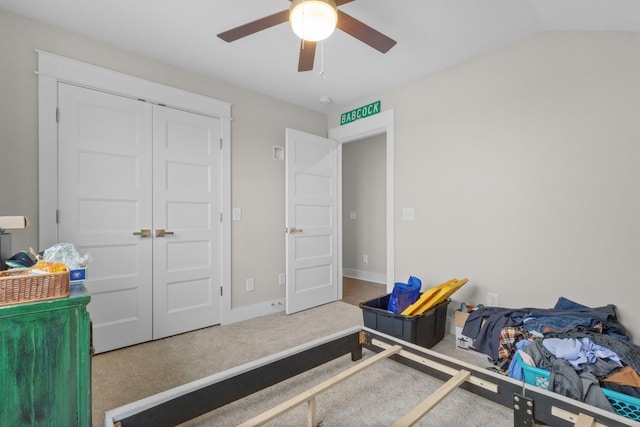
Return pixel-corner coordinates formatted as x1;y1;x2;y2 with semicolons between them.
290;0;338;42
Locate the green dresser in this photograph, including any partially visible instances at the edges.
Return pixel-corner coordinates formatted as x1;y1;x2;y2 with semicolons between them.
0;284;91;426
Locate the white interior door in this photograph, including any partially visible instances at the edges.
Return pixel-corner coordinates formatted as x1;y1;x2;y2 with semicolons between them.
152;105;222;339
58;83;153;353
285;128;338;314
58;84;223;352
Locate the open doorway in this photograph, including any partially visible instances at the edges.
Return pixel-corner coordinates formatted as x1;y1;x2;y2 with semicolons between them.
328;109;395;305
341;135;387;306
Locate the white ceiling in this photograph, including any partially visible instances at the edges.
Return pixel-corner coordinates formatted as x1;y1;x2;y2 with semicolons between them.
1;0;639;113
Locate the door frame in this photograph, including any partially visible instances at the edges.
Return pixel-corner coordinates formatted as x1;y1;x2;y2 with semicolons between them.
328;109;395;294
37;50;232;321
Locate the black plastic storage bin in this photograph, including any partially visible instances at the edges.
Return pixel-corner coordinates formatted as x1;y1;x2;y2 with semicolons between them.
359;294;450;348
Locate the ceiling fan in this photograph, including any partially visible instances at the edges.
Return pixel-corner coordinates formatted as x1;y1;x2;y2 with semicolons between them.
217;0;397;72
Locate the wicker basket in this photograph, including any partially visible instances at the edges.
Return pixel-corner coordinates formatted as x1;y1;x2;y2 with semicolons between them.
0;268;70;306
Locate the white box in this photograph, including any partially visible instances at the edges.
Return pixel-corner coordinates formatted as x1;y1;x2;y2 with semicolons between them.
454;310;474;349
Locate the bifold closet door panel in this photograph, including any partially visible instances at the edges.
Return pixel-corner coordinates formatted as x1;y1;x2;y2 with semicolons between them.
58;83;153;353
151;105;222;339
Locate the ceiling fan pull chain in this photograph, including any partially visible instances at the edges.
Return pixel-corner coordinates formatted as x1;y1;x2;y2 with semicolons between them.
319;40;326;78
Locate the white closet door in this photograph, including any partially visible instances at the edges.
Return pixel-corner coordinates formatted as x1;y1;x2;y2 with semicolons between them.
152;105;222;339
58;83;153;353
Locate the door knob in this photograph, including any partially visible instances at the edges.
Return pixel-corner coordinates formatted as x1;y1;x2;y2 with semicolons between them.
288;227;303;234
133;229;151;238
155;229;175;237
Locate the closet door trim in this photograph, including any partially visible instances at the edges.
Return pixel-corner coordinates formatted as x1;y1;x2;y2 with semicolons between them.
37;50;232;323
36;50;231;119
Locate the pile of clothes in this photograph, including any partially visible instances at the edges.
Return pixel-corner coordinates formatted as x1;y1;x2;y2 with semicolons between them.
461;297;640;413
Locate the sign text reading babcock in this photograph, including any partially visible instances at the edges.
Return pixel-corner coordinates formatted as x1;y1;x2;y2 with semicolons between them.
340;101;381;125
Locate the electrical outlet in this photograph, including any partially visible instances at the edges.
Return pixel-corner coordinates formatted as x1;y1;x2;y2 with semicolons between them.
402;208;415;221
273;146;284;161
246;278;255;292
362;254;368;264
487;292;498;307
279;273;286;286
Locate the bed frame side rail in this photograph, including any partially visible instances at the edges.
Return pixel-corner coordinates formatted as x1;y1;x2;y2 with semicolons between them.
111;330;363;427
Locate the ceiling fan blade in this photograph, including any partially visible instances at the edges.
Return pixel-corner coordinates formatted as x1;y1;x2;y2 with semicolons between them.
336;10;397;54
217;9;289;42
288;0;355;4
298;40;317;72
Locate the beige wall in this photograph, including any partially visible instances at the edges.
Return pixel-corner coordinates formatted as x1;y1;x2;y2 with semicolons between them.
342;134;386;282
331;32;640;339
4;8;640;338
0;10;327;310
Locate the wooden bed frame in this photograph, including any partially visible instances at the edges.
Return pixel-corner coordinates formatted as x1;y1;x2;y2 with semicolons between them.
104;326;637;427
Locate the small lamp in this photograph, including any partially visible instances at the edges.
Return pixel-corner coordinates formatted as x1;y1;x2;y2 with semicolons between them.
289;0;338;42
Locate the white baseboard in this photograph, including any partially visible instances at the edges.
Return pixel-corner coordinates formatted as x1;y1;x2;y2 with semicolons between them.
222;298;286;325
223;269;387;325
343;268;386;285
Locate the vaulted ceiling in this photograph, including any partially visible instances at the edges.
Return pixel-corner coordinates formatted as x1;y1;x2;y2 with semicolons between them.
1;0;638;112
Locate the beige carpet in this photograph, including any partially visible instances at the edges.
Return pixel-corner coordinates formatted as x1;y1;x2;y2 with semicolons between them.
92;302;510;426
